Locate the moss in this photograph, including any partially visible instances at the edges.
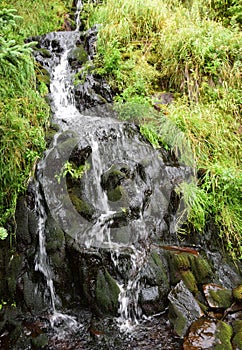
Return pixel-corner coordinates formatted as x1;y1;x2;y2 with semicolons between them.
189;255;213;284
214;321;233;350
107;186;123;202
180;270;198;294
174;253;191;271
101;166;126;191
69;45;88;65
149;251;169;286
168;252;191;285
232;332;242;349
168;303;187;337
232;321;242;350
37;48;52;58
232;285;242;302
69;192;95;220
209;289;232;309
95;269;120;315
233;320;242;334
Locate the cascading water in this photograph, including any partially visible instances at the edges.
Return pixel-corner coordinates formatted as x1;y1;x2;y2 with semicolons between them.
27;2;192;347
34;2;151;332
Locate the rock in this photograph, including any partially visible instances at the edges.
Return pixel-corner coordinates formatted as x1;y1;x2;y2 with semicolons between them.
203;284;232;309
139;251;170;315
168;280;203;337
233;285;242;302
232;320;242;350
31;333;49;349
95;269;120;315
184;318;233;349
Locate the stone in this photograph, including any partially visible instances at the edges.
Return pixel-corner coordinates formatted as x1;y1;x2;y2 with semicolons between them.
168;280;203;337
95;269;120;315
203;284;232;309
184;318;233;350
31;333;49;349
232;320;242;350
233;285;242;302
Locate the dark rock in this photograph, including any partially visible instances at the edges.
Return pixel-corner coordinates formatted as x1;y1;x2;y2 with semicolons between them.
31;333;49;349
168;280;203;337
95;269;120;315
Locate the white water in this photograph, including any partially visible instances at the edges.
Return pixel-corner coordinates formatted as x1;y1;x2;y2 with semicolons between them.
34;181;79;335
75;0;83;32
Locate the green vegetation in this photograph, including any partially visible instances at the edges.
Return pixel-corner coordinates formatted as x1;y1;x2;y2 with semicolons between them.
56;161;90;183
81;0;242;259
0;1;72;237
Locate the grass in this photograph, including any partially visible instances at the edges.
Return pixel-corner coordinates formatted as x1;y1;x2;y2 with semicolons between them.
81;0;242;259
0;1;72;234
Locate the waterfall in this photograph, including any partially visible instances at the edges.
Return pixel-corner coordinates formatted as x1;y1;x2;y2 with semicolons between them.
32;0;193;338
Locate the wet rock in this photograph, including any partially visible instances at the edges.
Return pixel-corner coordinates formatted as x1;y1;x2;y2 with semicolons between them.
203;284;232;309
180;270;198;294
95;269;120;315
31;333;49;349
68;44;88;67
184;318;233;350
140;251;170;315
6;253;23;299
15;196;32;246
189;255;213;284
168;280;203;337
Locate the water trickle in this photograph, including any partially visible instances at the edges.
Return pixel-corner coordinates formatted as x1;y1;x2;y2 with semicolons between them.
75;0;83;32
34;180;80;335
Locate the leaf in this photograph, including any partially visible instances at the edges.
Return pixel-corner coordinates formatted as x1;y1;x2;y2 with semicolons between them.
0;227;8;240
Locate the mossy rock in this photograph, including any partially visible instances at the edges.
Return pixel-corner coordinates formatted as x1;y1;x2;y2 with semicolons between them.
203;284;232;309
69;192;95;220
232;321;242;349
69;45;88;65
174;253;191;270
232;285;242;302
149;251;169;287
180;270;198;294
95;269;120;315
168;252;191;285
189;255;213;284
101;166;126;191
37;48;52;58
45;216;65;253
210;289;232;309
107;185;123;202
214;321;233;350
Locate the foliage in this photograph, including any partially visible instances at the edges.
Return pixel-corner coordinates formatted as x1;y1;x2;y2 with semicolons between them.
83;0;242;259
0;227;8;240
0;1;70;229
1;0;73;38
56;161;90;183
